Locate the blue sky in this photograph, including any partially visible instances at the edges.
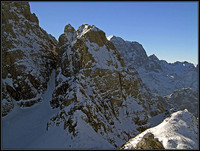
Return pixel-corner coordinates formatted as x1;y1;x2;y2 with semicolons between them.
29;2;198;65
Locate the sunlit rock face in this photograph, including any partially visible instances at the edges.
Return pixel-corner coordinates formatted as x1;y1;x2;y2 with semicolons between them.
2;2;58;116
49;24;166;148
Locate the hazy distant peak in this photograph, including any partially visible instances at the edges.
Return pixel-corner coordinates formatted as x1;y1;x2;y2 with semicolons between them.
107;35;122;40
149;54;159;61
107;35;126;45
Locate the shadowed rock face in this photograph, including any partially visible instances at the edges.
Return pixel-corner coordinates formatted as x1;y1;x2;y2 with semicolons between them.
48;24;166;148
2;2;58;116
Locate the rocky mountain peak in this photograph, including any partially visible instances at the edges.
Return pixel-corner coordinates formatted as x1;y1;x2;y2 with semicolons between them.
108;35;148;57
76;24;93;37
64;24;75;33
2;1;39;25
107;35;125;45
76;24;107;47
107;35;119;41
77;24;101;35
108;35;149;70
107;35;116;41
57;24;123;75
149;54;159;61
61;24;77;44
59;24;108;47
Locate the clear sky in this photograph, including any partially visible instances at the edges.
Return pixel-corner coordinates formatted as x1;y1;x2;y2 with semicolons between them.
29;2;198;65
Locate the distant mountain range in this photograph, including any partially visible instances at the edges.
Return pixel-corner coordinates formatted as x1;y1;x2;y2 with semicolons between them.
108;35;198;97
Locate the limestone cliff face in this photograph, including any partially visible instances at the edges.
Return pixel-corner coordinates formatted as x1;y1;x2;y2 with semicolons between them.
48;24;166;148
2;2;58;116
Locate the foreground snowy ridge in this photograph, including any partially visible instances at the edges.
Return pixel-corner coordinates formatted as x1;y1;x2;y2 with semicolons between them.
121;109;199;149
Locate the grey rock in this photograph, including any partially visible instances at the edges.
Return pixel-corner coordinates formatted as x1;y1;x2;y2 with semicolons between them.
135;132;165;149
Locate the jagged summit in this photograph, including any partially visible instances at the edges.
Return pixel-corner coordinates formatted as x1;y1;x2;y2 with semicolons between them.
59;24;108;47
149;54;159;61
2;1;39;25
107;35;116;41
107;35;145;52
107;35;141;46
107;35;149;71
63;24;102;35
77;24;102;36
107;35;125;44
64;24;75;33
77;24;107;46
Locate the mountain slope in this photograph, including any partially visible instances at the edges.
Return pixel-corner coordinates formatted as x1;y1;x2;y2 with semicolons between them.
121;109;198;149
2;2;57;116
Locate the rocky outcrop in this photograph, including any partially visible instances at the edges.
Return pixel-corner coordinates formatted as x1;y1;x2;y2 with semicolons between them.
2;2;57;116
135;133;165;149
48;24;166;148
108;36;198;96
121;132;165;149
